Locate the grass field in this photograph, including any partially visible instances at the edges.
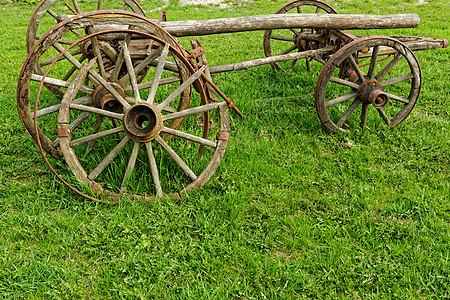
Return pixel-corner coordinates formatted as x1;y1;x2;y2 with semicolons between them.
0;0;449;298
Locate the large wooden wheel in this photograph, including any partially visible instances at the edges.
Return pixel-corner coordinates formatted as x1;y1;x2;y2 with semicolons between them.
26;0;146;53
263;0;337;71
315;36;421;132
18;11;192;159
48;29;230;201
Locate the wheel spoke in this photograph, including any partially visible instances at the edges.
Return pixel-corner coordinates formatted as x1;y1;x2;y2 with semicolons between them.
126;76;181;93
47;8;59;19
69;104;124;120
161;126;217;148
289;59;298;70
279;45;298;56
330;77;360;89
144;142;163;198
336;99;361;127
384;92;410;104
377;108;390;126
88;136;131;180
375;52;403;82
34;95;92;118
63;54;88;81
31;74;94;94
122;42;142;102
155;136;197;181
289;28;299;35
118;45;164;86
70;125;125;148
38;49;82;67
348;55;366;83
380;74;414;88
147;44;170;104
100;42;119;62
270;35;296;42
367;45;380;79
162;100;227;122
360;102;369;128
110;33;132;82
86;28;107;78
119;141;140;194
296;6;302;13
72;0;81;13
325;91;358;108
315;6;321;13
157;65;206;111
305;57;311;71
84;115;104;155
150;58;179;73
97;0;103;10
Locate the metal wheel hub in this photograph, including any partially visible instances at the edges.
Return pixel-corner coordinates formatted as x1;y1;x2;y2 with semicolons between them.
358;79;388;108
93;83;125;113
296;32;327;51
123;103;163;142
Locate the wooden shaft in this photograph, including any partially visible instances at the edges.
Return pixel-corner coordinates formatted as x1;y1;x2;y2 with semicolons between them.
208;46;336;74
160;13;420;37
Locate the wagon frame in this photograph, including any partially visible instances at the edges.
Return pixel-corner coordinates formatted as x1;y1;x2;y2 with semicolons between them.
17;0;448;202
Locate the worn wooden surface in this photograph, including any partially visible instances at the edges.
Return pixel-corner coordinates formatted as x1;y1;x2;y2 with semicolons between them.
160;13;420;37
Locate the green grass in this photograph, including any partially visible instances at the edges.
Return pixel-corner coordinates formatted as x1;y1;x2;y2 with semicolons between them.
1;0;449;298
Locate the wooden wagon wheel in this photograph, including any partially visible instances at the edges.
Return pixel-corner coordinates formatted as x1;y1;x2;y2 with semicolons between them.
18;11;193;159
26;0;146;53
315;36;421;132
44;29;230;201
263;0;337;71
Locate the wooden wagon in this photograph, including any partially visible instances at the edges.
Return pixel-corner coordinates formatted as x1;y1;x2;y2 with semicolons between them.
17;0;448;202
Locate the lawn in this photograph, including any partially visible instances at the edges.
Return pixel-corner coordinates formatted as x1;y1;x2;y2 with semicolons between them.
0;0;449;298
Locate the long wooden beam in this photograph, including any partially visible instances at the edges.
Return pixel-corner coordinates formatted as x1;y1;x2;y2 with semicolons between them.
160;13;420;37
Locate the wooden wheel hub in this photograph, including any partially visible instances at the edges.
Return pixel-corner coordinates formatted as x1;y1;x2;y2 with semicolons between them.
123;103;163;142
358;79;388;108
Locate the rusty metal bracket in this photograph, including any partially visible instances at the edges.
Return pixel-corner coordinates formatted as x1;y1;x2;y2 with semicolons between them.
216;131;230;141
188;46;205;59
58;127;72;137
197;61;208;67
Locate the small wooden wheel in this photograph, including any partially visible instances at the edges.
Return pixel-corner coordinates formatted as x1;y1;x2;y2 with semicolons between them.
315;36;421;132
51;29;230;201
18;11;192;159
26;0;146;53
263;0;337;71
